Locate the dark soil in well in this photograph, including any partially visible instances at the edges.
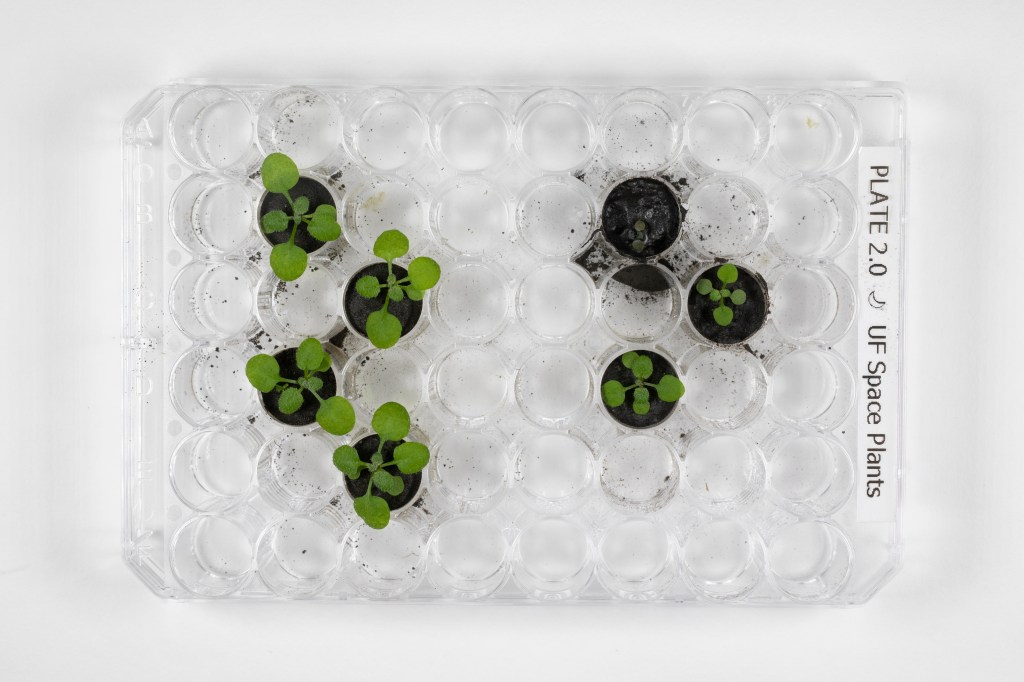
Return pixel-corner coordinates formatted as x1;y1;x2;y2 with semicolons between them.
601;177;684;260
344;435;422;511
601;350;680;429
258;176;335;254
687;264;769;345
343;262;423;341
259;347;338;427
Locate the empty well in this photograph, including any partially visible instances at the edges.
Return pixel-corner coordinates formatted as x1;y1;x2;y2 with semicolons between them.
430;88;511;172
256;263;341;340
770;90;860;176
768;176;857;261
685;89;769;174
514;348;594;428
599;434;680;514
429;346;509;425
766;520;853;602
168;87;256;172
683;176;768;259
429;430;509;513
256;431;340;514
427;516;510;599
170;260;255;340
683;347;768;430
680;519;764;601
766;433;854;517
512;517;594;600
515;88;596;173
681;433;765;515
516;263;595;342
599;263;683;343
169;174;257;256
256;511;344;598
170;427;260;512
257;86;340;169
516;175;596;257
770;264;856;344
513;432;595;513
430;176;512;256
342;347;424;415
169;343;254;427
344;175;430;253
169;513;258;597
597;517;676;600
340;519;427;599
768;347;855;430
601;88;682;172
344;88;427;172
430;262;510;342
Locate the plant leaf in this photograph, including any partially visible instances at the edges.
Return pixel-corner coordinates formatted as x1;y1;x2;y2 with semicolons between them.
621;351;639;369
355;275;382;299
708;289;721;302
366;309;403;349
602;380;626;408
292;196;310;217
713;305;734;327
261;153;299;193
393;441;430;474
302;375;324;393
372;469;405;497
656;375;685;402
408;257;441;291
245;354;281;392
308;205;341;242
372;402;411;442
388;286;404;302
317;353;332;372
632;355;654;380
270;242;308;282
354;494;391;529
278;387;304;414
634;386;650;403
696;278;713;296
717;263;739;285
295;338;325;371
404;286;423;301
373;229;409;261
730;289;747;306
261;210;290;234
332;445;364;478
316;396;355;436
632;399;651;416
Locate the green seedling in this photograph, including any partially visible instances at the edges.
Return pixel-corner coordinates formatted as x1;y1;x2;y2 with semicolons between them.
695;263;747;327
355;229;441;349
332;402;430;529
245;338;355;435
601;351;685;416
259;153;342;282
629;219;649;254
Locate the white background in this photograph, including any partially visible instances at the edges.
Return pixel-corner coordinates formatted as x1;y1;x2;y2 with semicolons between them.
1;1;1020;679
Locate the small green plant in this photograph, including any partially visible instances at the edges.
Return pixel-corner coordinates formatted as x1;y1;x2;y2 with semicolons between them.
245;338;355;435
601;351;685;416
355;229;441;349
332;402;430;529
259;153;342;282
629;219;650;254
695;263;747;327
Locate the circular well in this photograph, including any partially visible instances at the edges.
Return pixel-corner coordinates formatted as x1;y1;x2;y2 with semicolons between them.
683;175;768;259
685;89;770;174
342;346;424;415
767;520;853;602
601;88;682;172
516;263;595;342
340;519;426;599
169;174;256;256
516;175;595;257
430;262;510;342
169;87;255;171
428;516;510;599
514;348;594;428
430;430;509;513
430;176;511;256
515;88;596;173
429;346;509;425
344;175;430;253
682;433;765;515
170;428;258;512
599;263;683;344
683;347;768;430
770;264;856;345
597;517;675;600
513;432;594;513
345;88;427;172
512;517;594;600
600;434;680;514
430;88;511;172
170;260;255;340
257;86;341;169
257;431;340;514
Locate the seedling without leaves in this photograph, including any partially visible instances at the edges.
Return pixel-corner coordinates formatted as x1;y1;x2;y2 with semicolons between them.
260;153;342;281
332;402;430;529
355;229;441;349
602;351;685;416
695;263;747;327
245;338;355;435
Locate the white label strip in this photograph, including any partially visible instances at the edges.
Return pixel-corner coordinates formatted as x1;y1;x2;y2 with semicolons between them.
856;147;902;523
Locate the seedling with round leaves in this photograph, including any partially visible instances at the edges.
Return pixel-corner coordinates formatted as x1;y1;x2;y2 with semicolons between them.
332;402;430;530
695;263;747;327
260;153;342;282
355;229;441;349
601;351;685;416
628;219;650;254
245;338;355;435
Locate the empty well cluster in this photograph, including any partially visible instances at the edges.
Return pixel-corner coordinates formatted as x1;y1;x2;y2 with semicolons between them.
134;84;880;602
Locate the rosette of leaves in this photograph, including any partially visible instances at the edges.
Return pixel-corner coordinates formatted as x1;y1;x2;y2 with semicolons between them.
332;402;430;529
259;153;342;281
695;263;747;327
355;229;441;349
245;338;355;435
601;351;685;416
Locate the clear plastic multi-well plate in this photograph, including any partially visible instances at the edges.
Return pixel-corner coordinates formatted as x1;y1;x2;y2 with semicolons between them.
123;82;906;603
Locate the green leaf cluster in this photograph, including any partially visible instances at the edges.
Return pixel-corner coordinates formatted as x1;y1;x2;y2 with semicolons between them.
244;338;355;435
696;263;747;327
601;351;685;417
259;153;342;282
355;229;441;349
332;402;430;529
